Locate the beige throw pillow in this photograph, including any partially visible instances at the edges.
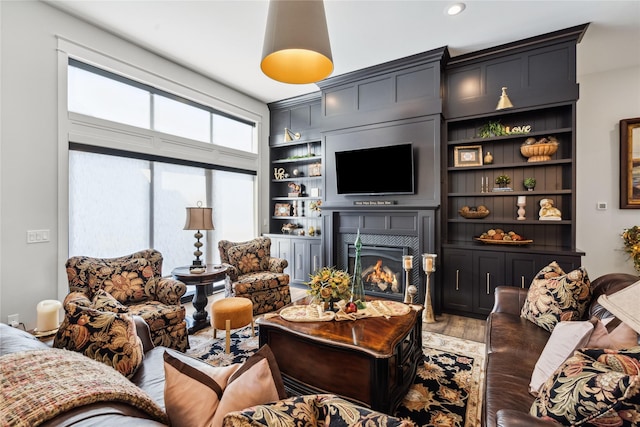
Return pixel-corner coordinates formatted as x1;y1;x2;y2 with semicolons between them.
587;318;639;349
163;345;286;427
529;320;595;395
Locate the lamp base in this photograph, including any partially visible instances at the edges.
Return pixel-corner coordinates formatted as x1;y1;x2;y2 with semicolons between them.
189;260;204;271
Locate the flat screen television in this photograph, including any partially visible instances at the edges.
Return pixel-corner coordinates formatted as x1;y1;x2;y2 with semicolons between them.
335;143;415;195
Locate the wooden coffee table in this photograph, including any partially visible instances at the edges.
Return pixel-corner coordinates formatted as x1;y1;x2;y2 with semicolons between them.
257;299;423;414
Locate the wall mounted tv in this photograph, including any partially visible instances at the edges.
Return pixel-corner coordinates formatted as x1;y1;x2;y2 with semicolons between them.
335;143;415;196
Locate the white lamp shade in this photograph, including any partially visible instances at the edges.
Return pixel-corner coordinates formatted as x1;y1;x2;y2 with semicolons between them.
184;207;214;231
261;0;333;84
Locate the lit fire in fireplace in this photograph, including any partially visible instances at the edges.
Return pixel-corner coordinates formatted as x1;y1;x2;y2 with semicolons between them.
362;259;400;293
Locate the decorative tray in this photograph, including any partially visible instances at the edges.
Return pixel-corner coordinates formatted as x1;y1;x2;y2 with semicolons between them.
280;304;335;322
474;237;533;245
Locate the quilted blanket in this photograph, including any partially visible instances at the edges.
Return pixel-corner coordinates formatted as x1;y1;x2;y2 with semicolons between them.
0;348;167;426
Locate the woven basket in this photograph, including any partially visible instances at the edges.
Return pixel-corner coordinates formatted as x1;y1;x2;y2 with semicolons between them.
520;142;558;162
458;209;490;219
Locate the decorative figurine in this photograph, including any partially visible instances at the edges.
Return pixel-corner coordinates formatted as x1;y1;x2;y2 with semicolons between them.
539;198;562;221
517;196;526;221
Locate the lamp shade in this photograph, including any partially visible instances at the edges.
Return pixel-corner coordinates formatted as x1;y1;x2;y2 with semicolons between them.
184;206;214;231
261;0;333;84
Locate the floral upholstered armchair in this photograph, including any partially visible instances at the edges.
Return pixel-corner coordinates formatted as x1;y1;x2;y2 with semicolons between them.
57;249;189;352
218;236;291;315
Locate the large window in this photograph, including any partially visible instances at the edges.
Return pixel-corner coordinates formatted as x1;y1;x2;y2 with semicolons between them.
69;149;256;274
67;59;256;152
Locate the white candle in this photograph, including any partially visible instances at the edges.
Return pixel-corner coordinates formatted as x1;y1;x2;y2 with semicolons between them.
517;196;526;205
36;300;62;332
403;256;413;270
423;256;433;272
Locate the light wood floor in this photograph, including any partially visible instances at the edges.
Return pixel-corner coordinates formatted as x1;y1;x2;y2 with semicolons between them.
187;285;486;344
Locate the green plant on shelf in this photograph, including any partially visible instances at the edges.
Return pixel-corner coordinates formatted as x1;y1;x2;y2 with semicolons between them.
478;121;508;138
523;177;536;190
285;153;316;160
495;175;511;186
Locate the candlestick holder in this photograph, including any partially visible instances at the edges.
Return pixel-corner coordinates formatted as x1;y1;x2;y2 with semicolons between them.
517;196;526;221
402;255;417;304
421;253;437;323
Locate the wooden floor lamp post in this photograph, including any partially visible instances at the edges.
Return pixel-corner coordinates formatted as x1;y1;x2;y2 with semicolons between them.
421;253;437;323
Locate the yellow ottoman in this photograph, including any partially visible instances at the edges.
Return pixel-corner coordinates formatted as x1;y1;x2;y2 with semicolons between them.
210;297;254;353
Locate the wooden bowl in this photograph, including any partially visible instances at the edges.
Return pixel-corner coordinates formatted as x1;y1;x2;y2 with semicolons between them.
458;208;490;219
520;142;558;162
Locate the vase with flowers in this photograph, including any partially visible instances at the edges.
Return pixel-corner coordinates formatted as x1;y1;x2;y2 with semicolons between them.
622;226;640;273
309;200;322;217
305;266;352;310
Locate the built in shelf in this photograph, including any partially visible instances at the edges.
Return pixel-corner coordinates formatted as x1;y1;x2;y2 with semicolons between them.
447;127;573;146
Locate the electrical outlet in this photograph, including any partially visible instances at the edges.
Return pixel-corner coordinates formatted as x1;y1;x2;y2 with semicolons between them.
8;314;19;327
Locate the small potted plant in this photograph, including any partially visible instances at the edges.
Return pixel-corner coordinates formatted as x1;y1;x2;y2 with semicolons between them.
495;175;511;188
523;177;536;191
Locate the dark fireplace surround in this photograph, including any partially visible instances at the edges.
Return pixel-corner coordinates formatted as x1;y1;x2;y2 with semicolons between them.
326;210;437;307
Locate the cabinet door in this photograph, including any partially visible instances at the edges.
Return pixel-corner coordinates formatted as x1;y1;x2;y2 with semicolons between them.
309;240;322;275
269;236;291;275
292;240;309;284
473;251;505;315
506;253;538;289
441;249;473;312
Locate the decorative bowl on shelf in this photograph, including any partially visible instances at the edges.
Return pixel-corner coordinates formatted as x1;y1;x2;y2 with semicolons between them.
458;205;490;219
520;137;559;162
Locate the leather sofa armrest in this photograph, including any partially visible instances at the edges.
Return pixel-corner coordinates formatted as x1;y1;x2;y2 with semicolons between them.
269;257;288;273
497;409;557;427
133;315;155;353
152;277;187;305
492;286;529;315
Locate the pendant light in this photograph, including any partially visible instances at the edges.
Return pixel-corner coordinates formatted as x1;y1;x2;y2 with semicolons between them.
261;0;333;84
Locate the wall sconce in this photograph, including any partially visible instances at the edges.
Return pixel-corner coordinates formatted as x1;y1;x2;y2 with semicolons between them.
496;86;514;110
284;127;301;142
184;201;214;270
261;0;333;84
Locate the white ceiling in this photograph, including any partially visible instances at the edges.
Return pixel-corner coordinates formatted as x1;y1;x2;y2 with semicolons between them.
44;0;640;104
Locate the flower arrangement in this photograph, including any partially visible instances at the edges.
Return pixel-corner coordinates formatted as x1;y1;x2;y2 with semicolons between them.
495;175;511;186
309;200;322;212
305;266;352;303
622;226;640;273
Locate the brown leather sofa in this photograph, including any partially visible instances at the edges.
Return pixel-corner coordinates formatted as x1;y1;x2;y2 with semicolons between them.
483;272;639;427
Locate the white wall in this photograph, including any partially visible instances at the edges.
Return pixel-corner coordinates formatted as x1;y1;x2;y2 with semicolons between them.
577;65;640;278
0;1;270;329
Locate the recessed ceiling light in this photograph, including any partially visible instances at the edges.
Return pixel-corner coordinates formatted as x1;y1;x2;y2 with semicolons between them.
446;3;466;16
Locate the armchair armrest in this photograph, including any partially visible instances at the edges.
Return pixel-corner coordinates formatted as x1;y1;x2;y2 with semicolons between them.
269;257;288;274
221;262;239;282
491;286;529;316
151;277;187;305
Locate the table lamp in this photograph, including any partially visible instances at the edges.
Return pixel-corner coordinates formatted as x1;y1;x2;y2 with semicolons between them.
184;201;214;270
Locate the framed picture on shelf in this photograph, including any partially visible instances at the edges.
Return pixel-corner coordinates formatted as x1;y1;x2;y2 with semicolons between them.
454;145;483;167
274;203;291;217
309;163;322;177
620;117;640;209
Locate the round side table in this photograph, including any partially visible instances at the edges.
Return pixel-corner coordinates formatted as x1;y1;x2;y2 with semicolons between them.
172;265;229;334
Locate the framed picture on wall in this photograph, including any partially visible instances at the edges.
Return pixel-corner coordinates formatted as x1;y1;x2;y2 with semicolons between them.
454;145;483;167
620;117;640;209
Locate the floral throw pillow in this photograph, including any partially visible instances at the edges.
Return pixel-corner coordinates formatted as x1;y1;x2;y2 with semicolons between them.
53;300;143;378
530;347;640;426
227;238;271;275
92;289;129;313
520;262;592;332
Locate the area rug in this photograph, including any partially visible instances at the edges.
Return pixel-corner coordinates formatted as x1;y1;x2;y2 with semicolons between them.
187;325;485;427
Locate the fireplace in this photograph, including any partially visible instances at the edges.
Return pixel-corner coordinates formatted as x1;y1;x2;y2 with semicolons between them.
346;244;408;301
